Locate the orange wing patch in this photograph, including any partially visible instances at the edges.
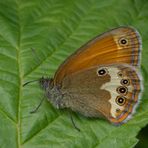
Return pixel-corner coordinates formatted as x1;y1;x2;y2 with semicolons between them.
54;27;142;84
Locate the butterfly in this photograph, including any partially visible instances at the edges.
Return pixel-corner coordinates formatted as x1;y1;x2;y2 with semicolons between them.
28;26;143;126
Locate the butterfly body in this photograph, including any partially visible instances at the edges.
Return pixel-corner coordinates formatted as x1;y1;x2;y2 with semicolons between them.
39;26;142;125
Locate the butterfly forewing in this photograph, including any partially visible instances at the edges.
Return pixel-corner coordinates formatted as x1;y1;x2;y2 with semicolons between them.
54;27;141;85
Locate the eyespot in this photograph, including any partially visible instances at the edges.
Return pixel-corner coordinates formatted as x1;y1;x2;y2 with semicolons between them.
121;79;130;86
116;96;126;106
117;71;123;77
97;68;108;76
116;86;128;95
116;108;121;113
119;37;128;46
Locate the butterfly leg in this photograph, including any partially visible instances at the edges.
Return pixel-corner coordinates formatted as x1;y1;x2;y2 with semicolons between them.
30;97;45;113
69;111;80;132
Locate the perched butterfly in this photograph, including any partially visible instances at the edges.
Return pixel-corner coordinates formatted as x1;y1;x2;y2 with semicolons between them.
25;26;143;127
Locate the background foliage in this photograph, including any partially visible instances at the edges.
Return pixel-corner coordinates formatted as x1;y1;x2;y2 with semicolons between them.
0;0;148;148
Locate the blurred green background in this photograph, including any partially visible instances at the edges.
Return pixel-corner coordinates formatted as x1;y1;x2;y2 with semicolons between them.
0;0;148;148
136;125;148;148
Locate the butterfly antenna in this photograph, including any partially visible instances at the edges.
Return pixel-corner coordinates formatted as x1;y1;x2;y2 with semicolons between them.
23;79;39;87
31;48;47;77
23;48;47;87
31;48;42;63
69;111;80;132
30;97;45;114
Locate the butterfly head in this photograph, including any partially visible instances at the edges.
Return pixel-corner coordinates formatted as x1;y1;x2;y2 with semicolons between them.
39;77;54;90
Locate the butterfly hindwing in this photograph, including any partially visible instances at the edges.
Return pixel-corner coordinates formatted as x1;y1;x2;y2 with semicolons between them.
60;64;142;124
99;64;142;124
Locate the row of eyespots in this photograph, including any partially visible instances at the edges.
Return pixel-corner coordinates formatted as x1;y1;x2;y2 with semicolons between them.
116;71;130;106
97;68;130;107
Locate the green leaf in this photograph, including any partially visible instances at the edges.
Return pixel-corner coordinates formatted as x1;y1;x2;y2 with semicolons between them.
0;0;148;148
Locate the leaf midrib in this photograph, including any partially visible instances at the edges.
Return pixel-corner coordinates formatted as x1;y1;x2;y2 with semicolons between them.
16;1;22;148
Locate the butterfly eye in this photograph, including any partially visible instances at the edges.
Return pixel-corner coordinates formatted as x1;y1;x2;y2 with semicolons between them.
119;37;128;46
116;86;128;95
121;79;130;86
116;96;126;106
97;68;108;76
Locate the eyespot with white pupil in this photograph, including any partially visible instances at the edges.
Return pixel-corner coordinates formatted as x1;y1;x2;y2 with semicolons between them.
116;96;126;106
97;68;108;76
116;86;128;95
119;38;128;46
121;79;130;86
